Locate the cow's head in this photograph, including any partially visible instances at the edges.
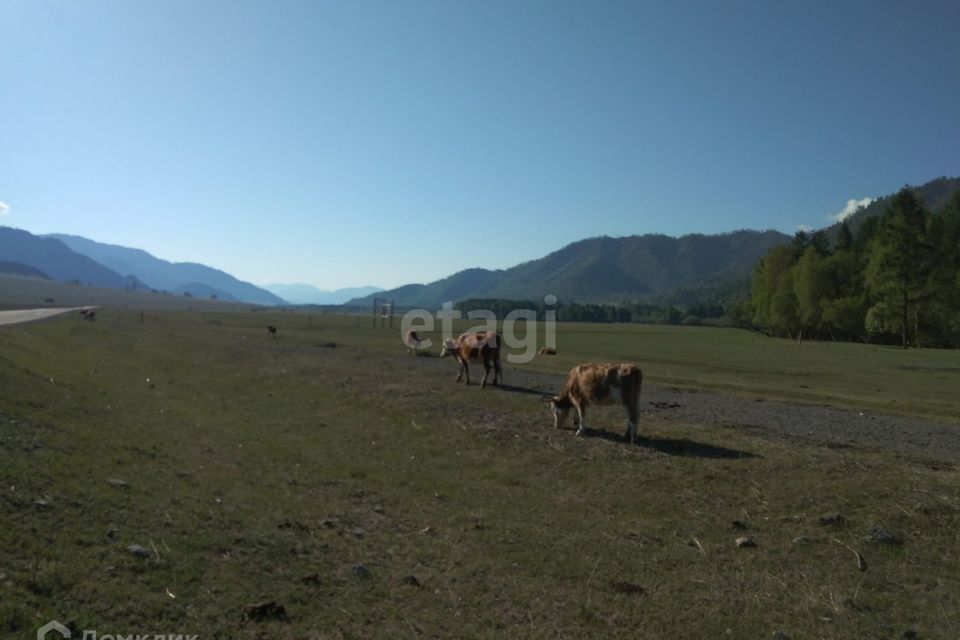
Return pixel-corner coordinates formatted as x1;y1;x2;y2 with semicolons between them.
546;395;572;429
439;338;458;358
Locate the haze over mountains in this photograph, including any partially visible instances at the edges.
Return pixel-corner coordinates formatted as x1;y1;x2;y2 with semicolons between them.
262;283;383;305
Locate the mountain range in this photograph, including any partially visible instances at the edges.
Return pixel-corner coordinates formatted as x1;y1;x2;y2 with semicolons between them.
350;177;960;309
347;230;791;308
0;227;147;291
3;176;956;311
0;227;288;305
46;234;287;306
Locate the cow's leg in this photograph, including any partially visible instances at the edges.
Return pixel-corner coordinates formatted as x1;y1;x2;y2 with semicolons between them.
552;404;569;430
574;403;588;436
623;392;639;444
493;358;502;386
480;354;492;388
455;357;467;383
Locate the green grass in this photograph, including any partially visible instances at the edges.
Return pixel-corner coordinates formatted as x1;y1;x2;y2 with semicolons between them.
257;313;960;421
1;310;959;638
522;323;960;422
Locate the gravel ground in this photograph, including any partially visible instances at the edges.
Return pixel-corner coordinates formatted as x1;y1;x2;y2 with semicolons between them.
479;364;960;464
643;383;960;464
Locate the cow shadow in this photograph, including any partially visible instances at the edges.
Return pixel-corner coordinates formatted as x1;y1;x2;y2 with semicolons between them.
576;428;758;459
494;383;552;397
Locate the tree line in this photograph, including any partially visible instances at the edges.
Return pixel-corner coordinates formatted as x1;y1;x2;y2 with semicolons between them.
750;188;960;348
453;298;732;325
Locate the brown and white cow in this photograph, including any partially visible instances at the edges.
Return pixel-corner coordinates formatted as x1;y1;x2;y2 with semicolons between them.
439;331;503;388
547;363;643;444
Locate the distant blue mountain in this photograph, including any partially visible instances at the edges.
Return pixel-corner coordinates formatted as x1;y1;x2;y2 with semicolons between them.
0;226;146;290
262;283;383;305
48;233;286;306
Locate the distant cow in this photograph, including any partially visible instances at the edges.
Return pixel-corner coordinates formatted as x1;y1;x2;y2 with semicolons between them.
84;310;96;321
404;330;424;354
538;347;557;355
440;331;503;388
267;325;277;335
547;363;643;444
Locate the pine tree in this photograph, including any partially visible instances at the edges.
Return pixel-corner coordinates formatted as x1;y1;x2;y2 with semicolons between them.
835;222;854;252
865;189;934;347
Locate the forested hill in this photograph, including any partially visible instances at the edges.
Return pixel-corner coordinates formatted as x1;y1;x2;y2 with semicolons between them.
751;178;960;348
827;177;960;238
349;230;790;307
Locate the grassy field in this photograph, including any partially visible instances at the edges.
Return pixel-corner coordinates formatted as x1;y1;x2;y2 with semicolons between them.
2;310;959;638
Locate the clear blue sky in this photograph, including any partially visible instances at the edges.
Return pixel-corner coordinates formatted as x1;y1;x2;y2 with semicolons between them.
2;0;959;290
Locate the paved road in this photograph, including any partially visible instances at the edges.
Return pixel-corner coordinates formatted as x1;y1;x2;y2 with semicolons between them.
0;307;88;326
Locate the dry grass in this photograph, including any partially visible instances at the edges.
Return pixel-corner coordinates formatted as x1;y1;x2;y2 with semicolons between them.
1;310;958;638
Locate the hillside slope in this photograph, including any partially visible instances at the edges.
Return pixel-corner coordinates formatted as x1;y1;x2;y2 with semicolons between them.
48;234;286;306
349;230;790;307
0;260;51;280
0;227;144;290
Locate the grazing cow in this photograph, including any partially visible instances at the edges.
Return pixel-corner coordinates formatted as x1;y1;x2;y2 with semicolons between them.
267;325;277;335
404;330;424;354
538;347;557;355
547;363;643;444
84;310;96;321
439;331;503;388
